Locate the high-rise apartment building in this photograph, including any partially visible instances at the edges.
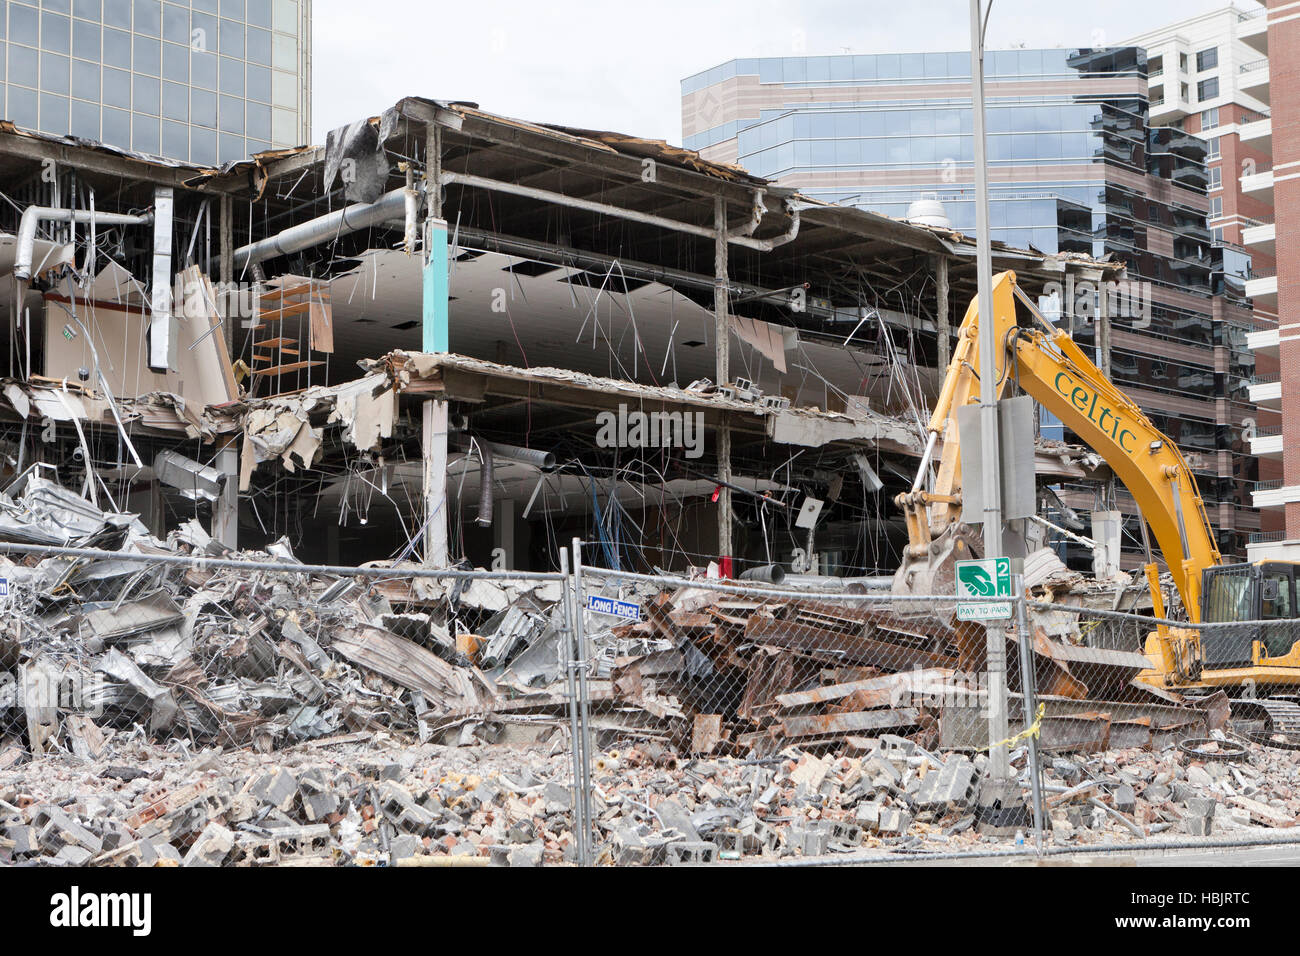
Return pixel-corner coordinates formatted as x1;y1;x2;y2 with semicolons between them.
0;0;312;165
1127;4;1298;560
681;47;1260;563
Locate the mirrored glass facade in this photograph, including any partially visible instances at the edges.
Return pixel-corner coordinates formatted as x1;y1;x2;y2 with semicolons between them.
683;48;1258;556
0;0;310;164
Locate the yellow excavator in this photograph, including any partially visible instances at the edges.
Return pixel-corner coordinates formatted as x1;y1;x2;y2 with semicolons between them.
894;270;1300;741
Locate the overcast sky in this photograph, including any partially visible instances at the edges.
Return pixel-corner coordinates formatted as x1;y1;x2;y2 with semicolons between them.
311;0;1258;145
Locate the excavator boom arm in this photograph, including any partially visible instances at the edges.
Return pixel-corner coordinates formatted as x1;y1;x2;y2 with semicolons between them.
906;271;1220;620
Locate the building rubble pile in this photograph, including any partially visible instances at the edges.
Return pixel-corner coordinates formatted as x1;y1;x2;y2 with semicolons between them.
0;479;1271;865
2;731;1298;866
1038;734;1300;841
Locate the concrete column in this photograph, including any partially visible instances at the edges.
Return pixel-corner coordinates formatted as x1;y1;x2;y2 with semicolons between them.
935;254;951;368
213;437;239;548
714;196;733;565
494;498;515;570
148;186;175;371
423;398;449;566
219;194;234;353
422;121;451;567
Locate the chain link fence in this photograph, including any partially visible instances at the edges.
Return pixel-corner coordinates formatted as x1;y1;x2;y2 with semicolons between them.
4;537;1300;865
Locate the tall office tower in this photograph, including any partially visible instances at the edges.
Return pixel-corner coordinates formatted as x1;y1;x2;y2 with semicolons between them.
682;48;1259;564
1128;4;1298;560
2;0;312;164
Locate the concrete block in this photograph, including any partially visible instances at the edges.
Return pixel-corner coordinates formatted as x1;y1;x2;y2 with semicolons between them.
1143;783;1171;803
862;755;901;788
855;802;881;829
828;820;864;847
877;808;913;836
183;822;234;867
269;824;332;858
298;771;342;822
788;822;830;856
542;781;572;809
665;841;717;865
742;819;778;855
913;756;975;811
378;782;437;834
35;807;103;854
508;844;544;867
52;845;94;865
388;834;421;860
707;828;743;856
1183;797;1215;837
1171;782;1197;804
250;769;298;812
1112;785;1136;815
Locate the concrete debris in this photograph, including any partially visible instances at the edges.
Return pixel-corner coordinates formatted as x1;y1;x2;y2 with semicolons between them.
1;724;1297;865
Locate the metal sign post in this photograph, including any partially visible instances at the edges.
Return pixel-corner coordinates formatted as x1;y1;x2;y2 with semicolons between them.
969;0;1011;782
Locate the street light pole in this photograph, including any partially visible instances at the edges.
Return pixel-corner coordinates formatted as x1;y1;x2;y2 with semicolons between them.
970;0;1011;780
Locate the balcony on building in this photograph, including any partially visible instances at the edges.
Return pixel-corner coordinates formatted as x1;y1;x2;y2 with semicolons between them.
1249;372;1281;409
1239;7;1269;56
1245;532;1300;563
1253;479;1286;508
1238;116;1271;154
1247;322;1278;356
1241;166;1274;205
1242;219;1275;256
1249;423;1282;459
1147;82;1189;124
1238;58;1270;103
1245;272;1278;309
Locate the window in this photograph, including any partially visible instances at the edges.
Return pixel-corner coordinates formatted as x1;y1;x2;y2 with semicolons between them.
1149;55;1163;77
1180;82;1189;100
1201;107;1219;130
1209;166;1222;189
1206;135;1220;159
1209;196;1223;218
1198;77;1219;101
72;20;101;61
1179;52;1188;72
1150;85;1164;106
1196;47;1218;72
1212;226;1224;242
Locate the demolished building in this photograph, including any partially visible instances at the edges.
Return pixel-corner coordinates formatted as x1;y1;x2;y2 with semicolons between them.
0;100;1290;865
0;97;1145;580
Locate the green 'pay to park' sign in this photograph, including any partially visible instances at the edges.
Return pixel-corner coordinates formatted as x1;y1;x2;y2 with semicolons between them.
954;557;1012;620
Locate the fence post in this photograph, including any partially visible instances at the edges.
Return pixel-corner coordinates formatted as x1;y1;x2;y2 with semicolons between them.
570;537;595;865
557;547;588;867
1015;577;1045;853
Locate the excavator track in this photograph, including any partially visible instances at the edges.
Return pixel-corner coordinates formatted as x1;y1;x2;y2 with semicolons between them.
1230;697;1300;750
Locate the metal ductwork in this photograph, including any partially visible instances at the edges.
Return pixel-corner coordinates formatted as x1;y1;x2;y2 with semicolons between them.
453;436;557;472
232;183;423;271
14;207;153;281
740;563;787;585
440;171;800;252
475;443;494;528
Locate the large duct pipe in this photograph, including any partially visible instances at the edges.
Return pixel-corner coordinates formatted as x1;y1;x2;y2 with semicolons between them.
441;171;800;252
233;184;422;271
15;207;153;280
453;436;556;472
475;441;494;528
783;574;894;592
740;563;786;585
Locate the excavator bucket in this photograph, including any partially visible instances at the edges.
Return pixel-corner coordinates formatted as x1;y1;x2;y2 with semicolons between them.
891;522;983;600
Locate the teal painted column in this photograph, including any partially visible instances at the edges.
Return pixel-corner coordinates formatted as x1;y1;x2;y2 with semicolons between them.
422;217;449;353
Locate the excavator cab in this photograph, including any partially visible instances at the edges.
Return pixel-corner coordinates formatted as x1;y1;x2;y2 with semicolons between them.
1200;562;1300;665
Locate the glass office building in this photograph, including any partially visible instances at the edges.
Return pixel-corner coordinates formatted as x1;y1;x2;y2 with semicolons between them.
682;48;1260;558
0;0;311;164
